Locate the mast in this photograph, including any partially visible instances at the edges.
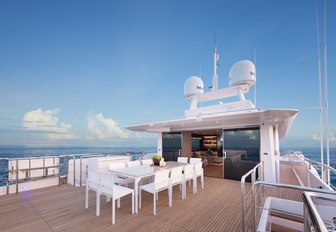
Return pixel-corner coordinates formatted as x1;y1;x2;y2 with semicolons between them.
323;0;330;185
212;37;219;91
253;48;257;106
315;0;324;180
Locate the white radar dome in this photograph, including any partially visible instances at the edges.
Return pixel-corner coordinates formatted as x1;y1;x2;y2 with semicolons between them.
184;76;204;98
229;60;256;87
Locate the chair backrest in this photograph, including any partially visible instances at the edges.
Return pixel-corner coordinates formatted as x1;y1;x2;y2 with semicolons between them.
154;169;170;190
87;170;100;189
177;157;188;163
141;159;153;166
190;158;202;164
194;161;203;173
170;166;184;185
99;173;115;194
127;160;141;167
109;162;126;171
184;164;194;179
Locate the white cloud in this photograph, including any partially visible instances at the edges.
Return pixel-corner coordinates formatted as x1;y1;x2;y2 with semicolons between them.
310;134;321;141
23;108;76;140
310;133;336;142
87;113;129;139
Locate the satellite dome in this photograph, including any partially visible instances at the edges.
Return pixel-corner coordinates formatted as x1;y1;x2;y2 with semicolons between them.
184;76;204;98
229;60;256;86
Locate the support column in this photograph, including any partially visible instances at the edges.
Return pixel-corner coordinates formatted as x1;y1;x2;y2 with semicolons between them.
182;131;192;157
157;132;163;157
273;125;280;183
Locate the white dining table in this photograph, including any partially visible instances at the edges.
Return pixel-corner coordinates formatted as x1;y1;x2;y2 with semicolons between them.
109;161;186;213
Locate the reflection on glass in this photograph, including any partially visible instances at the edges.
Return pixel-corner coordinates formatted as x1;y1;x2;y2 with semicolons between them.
162;133;182;161
223;127;260;181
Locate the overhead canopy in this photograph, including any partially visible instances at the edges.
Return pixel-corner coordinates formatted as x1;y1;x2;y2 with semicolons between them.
126;109;298;139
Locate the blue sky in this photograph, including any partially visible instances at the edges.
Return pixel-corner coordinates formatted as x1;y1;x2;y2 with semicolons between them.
0;0;335;148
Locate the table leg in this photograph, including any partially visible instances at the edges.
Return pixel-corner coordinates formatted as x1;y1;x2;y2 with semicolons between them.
135;178;140;213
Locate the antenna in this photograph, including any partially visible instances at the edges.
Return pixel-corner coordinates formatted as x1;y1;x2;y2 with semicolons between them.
315;0;324;179
253;48;257;106
323;0;330;185
212;33;219;91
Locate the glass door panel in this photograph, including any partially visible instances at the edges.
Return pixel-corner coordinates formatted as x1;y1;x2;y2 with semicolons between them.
162;132;182;161
223;127;260;181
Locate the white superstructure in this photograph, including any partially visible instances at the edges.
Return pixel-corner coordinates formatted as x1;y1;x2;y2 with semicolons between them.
127;52;298;183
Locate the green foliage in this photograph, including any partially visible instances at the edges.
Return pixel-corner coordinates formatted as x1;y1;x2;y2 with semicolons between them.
152;155;161;160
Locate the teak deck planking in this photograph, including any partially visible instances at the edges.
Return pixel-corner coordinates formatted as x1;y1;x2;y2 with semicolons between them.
0;161;309;232
0;177;243;232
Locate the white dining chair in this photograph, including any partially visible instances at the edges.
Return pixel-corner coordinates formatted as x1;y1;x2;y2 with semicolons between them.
169;166;185;206
177;157;188;163
127;160;141;167
139;169;171;215
193;161;204;193
183;164;195;198
85;170;101;216
141;159;153;166
109;162;132;186
190;157;202;164
99;172;134;224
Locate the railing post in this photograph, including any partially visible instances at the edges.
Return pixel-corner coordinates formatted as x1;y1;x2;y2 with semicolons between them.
304;204;310;231
241;179;246;232
252;171;255;186
28;158;31;180
253;183;256;231
80;157;83;187
323;168;327;184
16;159;19;194
73;156;76;186
307;162;311;187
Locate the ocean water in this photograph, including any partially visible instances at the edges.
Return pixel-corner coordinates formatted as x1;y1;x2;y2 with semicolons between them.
0;146;335;186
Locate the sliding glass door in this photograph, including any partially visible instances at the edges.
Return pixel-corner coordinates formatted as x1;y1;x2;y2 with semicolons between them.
223;127;260;181
162;132;181;161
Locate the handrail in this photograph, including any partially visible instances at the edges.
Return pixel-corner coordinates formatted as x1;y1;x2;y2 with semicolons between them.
303;191;336;231
252;181;336;231
283;153;336;188
241;161;264;232
0;155;75;193
5;156;63;193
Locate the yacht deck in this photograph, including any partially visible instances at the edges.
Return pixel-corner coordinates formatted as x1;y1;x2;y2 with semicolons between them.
0;177;243;232
0;161;312;232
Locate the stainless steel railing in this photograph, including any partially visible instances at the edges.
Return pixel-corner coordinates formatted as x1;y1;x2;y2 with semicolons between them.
0;151;152;194
303;191;336;231
241;161;264;232
1;156;75;194
252;181;336;232
282;152;336;189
